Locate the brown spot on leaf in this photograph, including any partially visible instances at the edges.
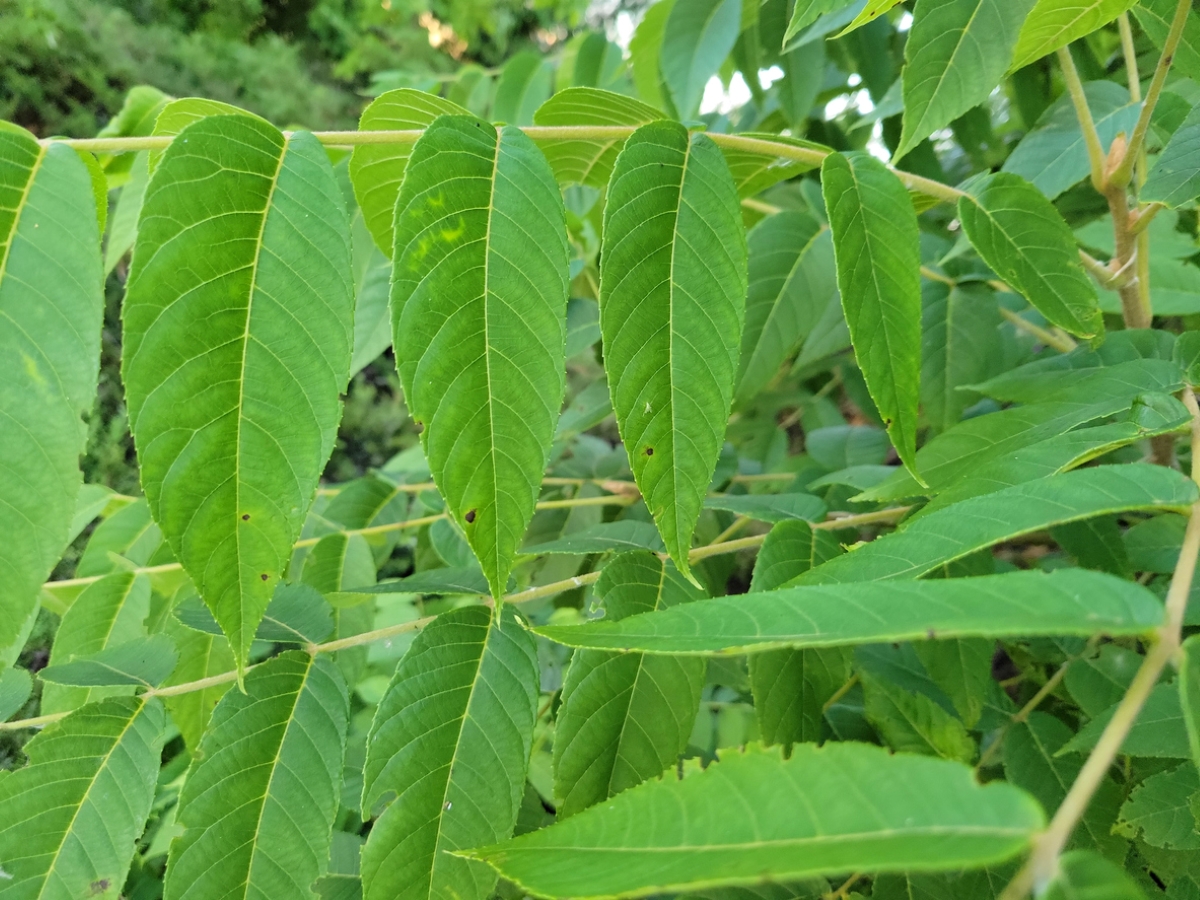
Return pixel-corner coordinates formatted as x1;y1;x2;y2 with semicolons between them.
465;509;477;524
926;629;936;640
90;880;110;895
260;573;269;581
242;514;250;521
645;447;654;456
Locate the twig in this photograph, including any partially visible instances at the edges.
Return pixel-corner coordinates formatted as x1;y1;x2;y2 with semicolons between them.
4;506;913;730
1110;0;1193;188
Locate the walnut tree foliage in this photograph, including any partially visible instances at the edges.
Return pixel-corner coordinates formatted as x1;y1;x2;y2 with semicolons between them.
6;1;1200;898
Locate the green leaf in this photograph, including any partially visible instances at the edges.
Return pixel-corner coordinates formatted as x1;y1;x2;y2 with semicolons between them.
0;665;31;721
720;134;827;198
76;498;167;578
104;150;150;274
737;212;837;404
0;697;165;898
915;418;1187;517
809;465;1195;584
556;32;626;91
750;519;844;593
630;0;674;112
1181;634;1200;770
1042;851;1149;900
821;151;922;477
466;743;1044;898
493;52;554;125
124;114;354;672
350;198;393;375
554;552;706;817
1063;682;1190;759
175;582;334;643
360;604;538;900
355;567;490;597
748;521;849;747
1010;0;1140;71
957;172;1102;338
660;0;742;119
920;280;1002;433
601;121;746;579
835;0;904;37
526;521;665;555
1003;81;1141;200
1144;103;1200;207
895;0;1036;160
1066;644;1141;718
972;358;1183;406
785;0;858;46
1004;712;1127;858
0;125;104;664
147;96;247;174
913;638;993;729
348;89;470;255
391;116;568;597
39;634;177;688
42;572;150;714
159;618;235;749
165;652;349;900
1134;0;1200;83
1118;764;1200;850
533;568;1163;654
532;88;660;187
862;672;975;762
703;492;826;523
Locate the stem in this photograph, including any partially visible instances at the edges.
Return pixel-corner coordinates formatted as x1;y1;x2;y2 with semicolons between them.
822;673;860;712
6;506;913;730
711;515;752;545
1110;0;1193;188
919;265;955;286
999;307;1078;354
44;493;642;593
1119;13;1142;104
1001;388;1200;899
50;126;968;207
1056;46;1108;192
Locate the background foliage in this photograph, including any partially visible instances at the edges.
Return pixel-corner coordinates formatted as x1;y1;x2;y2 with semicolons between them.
4;1;1200;899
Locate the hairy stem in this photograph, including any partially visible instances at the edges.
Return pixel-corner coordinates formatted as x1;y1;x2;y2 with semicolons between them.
1056;46;1108;192
49;126;968;206
1110;0;1193;188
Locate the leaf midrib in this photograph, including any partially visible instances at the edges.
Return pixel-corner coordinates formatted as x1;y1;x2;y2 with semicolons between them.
666;133;694;566
480;127;504;593
0;140;44;284
232;133;288;655
235;655;313;899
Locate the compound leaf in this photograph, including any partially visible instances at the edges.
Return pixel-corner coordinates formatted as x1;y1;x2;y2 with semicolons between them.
391;116;568;598
124;114;354;672
601;121;747;579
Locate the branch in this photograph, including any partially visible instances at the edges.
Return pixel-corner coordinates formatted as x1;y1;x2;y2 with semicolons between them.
1000;387;1200;899
1110;0;1193;187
